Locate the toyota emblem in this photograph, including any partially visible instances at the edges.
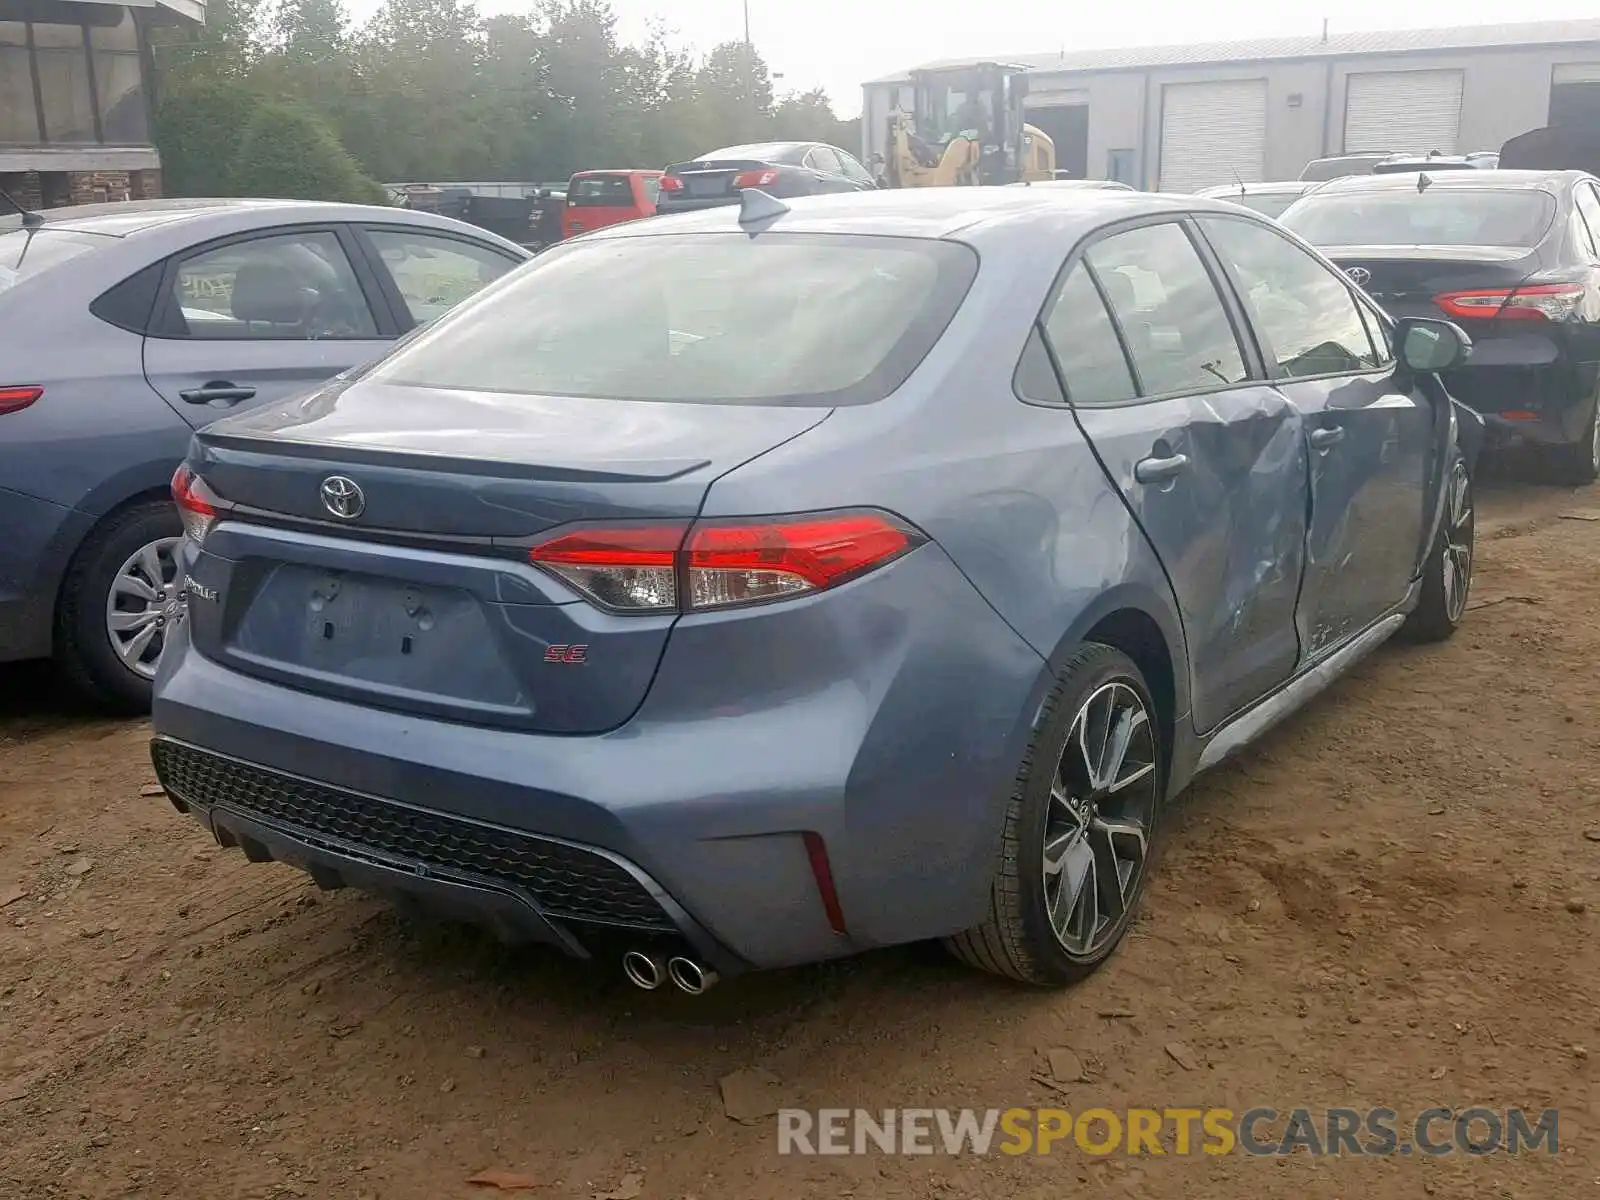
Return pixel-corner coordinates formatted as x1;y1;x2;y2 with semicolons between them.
1345;266;1372;287
320;475;365;520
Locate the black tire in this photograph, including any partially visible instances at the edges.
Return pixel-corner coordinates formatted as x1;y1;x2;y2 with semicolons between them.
946;643;1166;986
1403;450;1474;644
55;499;184;715
1543;396;1600;486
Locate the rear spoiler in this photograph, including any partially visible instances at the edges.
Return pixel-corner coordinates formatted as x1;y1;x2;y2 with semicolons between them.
1499;125;1600;174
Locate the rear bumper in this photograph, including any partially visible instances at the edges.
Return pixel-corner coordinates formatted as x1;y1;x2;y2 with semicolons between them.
1442;361;1597;448
150;545;1047;971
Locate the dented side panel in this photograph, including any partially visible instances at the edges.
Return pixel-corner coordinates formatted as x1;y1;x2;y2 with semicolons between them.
1070;385;1308;733
1275;371;1434;659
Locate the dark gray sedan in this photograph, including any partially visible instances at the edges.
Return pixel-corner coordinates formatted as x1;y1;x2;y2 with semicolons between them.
0;198;529;711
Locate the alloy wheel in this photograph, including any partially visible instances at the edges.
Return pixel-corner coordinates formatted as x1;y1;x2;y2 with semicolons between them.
104;536;184;680
1442;460;1474;625
1042;681;1160;958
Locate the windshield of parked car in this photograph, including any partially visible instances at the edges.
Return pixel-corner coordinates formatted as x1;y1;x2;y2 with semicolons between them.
0;228;106;294
1280;189;1557;248
367;232;979;407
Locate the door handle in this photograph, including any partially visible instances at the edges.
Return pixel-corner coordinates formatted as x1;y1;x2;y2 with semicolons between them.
1134;452;1190;485
179;381;257;406
1310;426;1346;450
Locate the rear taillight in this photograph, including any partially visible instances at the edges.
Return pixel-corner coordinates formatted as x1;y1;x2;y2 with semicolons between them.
1434;283;1586;322
732;169;780;189
527;510;925;614
657;175;683;192
0;386;42;415
171;464;225;545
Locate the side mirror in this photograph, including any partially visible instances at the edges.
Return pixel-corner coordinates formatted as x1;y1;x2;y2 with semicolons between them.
1397;317;1472;373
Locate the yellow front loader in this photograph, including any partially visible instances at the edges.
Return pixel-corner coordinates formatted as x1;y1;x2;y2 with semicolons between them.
883;62;1055;188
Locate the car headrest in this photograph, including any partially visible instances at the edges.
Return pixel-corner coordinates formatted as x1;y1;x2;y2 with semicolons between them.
230;260;311;325
1099;268;1137;314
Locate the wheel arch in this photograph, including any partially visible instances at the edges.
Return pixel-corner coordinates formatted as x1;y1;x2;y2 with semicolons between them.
1035;583;1194;794
50;483;177;622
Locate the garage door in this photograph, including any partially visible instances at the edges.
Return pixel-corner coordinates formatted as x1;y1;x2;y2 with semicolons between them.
1344;70;1463;154
1158;79;1267;193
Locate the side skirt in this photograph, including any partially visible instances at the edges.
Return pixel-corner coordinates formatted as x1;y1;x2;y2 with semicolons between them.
1192;606;1409;776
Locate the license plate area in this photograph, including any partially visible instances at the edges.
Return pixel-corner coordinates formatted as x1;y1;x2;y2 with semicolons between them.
686;174;728;196
228;565;526;707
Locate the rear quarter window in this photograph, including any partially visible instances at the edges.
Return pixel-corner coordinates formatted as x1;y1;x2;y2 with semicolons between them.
367;232;979;407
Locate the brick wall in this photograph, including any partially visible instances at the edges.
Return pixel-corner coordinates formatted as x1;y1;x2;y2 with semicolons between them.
0;171;44;211
67;170;132;206
0;168;162;212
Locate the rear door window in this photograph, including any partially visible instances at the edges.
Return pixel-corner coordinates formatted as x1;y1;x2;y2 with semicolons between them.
1573;184;1600;261
165;229;378;340
1036;265;1138;406
367;232;978;407
1083;221;1250;395
806;146;844;175
568;176;636;207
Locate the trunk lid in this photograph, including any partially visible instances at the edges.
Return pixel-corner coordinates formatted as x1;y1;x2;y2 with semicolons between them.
1320;245;1539;321
185;376;832;733
665;159;772;200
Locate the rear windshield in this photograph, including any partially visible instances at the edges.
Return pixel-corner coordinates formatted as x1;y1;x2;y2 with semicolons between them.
1298;156;1392;182
0;228;106;294
1280;189;1557;248
1229;192;1302;218
567;176;635;206
367;232;979;407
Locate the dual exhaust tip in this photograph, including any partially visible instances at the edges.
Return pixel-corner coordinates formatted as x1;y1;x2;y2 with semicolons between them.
622;949;718;994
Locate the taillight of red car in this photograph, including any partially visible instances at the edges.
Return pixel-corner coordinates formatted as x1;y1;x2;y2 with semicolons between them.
527;510;925;614
732;168;781;189
1434;282;1586;322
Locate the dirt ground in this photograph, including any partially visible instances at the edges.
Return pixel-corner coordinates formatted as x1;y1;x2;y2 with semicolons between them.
2;473;1598;1200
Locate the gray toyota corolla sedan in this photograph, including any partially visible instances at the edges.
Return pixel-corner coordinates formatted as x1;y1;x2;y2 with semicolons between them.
150;187;1482;991
0;198;529;711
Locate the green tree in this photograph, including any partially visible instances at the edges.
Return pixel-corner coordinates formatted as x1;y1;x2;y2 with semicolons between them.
226;101;387;202
695;40;776;148
148;0;854;189
154;77;262;195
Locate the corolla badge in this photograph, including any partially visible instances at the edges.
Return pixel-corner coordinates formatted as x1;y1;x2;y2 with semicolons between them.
1344;266;1372;287
320;475;365;520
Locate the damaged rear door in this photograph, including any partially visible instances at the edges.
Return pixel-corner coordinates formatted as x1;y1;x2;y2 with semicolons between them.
1197;215;1433;659
1042;217;1309;734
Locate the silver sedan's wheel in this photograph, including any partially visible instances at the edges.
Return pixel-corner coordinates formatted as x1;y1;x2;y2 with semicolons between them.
1442;460;1473;625
946;643;1166;986
1043;681;1159;959
104;536;184;680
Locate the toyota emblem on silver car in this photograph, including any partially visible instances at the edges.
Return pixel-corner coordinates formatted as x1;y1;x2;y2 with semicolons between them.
1345;266;1372;287
320;475;365;519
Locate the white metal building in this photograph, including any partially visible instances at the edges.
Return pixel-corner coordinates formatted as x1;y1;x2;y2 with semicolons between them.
862;19;1600;191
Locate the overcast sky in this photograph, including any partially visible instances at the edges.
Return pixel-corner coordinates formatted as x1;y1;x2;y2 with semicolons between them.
355;0;1600;116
